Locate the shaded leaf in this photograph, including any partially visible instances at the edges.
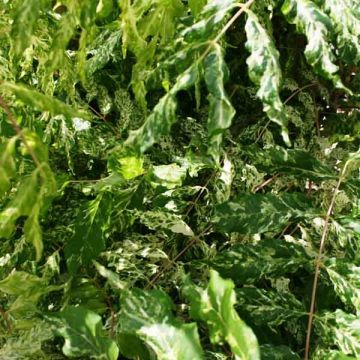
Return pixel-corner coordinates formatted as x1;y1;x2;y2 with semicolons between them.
211;239;312;284
65;192;113;275
52;306;119;360
212;192;316;234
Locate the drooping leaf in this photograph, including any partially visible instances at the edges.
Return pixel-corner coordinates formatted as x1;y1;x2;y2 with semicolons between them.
10;0;50;57
125;65;199;154
51;306;119;360
281;0;347;90
212;192;316;234
0;137;17;197
204;43;235;160
319;0;360;64
65;192;113;275
183;270;260;360
117;288;204;360
2;82;89;119
245;10;290;145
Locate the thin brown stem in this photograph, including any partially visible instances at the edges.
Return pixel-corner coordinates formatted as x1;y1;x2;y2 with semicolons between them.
253;174;278;193
304;165;347;360
145;225;212;290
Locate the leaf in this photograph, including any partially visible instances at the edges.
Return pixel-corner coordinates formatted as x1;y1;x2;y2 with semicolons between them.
313;348;357;359
86;30;122;76
2;82;89;119
182;0;238;42
212;192;315;234
65;192;113;275
315;310;360;357
211;239;312;284
0;137;17;197
281;0;347;90
245;10;290;145
189;0;207;17
117;156;145;180
319;0;360;64
24;201;43;261
10;0;49;57
325;258;360;313
93;261;126;291
260;345;301;360
0;272;43;297
147;163;187;189
204;44;235;160
139;210;194;236
125;65;199;154
236;288;306;328
245;145;336;181
117;288;204;360
52;306;119;360
183;270;260;360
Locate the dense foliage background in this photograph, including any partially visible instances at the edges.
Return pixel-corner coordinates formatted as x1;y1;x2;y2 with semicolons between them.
0;0;359;359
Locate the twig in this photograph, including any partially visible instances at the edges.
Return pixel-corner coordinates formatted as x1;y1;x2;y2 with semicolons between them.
304;164;348;360
145;225;212;290
253;174;278;193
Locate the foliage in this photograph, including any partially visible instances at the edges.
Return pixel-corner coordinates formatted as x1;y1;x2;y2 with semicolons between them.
0;0;359;359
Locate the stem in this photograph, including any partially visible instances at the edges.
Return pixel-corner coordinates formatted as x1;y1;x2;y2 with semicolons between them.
304;164;348;360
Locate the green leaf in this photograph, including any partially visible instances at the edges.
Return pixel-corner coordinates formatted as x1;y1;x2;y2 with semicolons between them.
316;310;360;357
10;0;49;57
147;163;187;189
2;82;89;119
246;145;336;181
117;156;145;180
125;65;199;154
183;270;260;360
212;192;315;234
313;348;357;359
188;0;207;17
93;261;126;291
65;192;113;275
245;10;290;145
260;345;301;360
204;44;235;160
52;306;119;360
86;29;122;76
211;239;312;284
281;0;347;90
325;259;360;313
139;210;194;236
319;0;360;64
236;288;306;328
24;201;43;261
0;137;17;197
118;288;204;360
